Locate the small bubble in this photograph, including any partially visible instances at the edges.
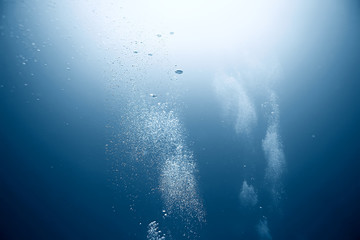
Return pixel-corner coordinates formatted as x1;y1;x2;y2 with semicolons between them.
175;69;183;74
170;32;174;35
156;34;162;37
148;53;153;56
133;51;138;54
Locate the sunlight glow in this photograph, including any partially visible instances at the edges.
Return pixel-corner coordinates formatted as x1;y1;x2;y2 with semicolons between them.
139;0;296;51
67;0;299;58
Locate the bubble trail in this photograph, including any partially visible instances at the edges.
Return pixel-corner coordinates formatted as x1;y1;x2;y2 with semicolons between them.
262;92;285;200
141;105;205;223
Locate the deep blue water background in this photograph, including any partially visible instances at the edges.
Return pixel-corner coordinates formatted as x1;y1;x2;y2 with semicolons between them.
1;1;360;239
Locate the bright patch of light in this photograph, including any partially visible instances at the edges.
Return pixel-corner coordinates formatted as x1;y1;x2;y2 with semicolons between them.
61;0;299;58
137;0;297;54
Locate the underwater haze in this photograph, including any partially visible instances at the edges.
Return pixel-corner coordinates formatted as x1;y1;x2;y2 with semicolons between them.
1;0;360;239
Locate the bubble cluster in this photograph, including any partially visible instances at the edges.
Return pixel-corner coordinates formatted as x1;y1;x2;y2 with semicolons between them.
257;219;272;240
239;180;258;207
160;151;205;222
147;221;166;240
213;75;257;136
139;104;205;222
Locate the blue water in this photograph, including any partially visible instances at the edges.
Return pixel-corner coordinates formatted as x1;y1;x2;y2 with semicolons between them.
1;1;360;239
